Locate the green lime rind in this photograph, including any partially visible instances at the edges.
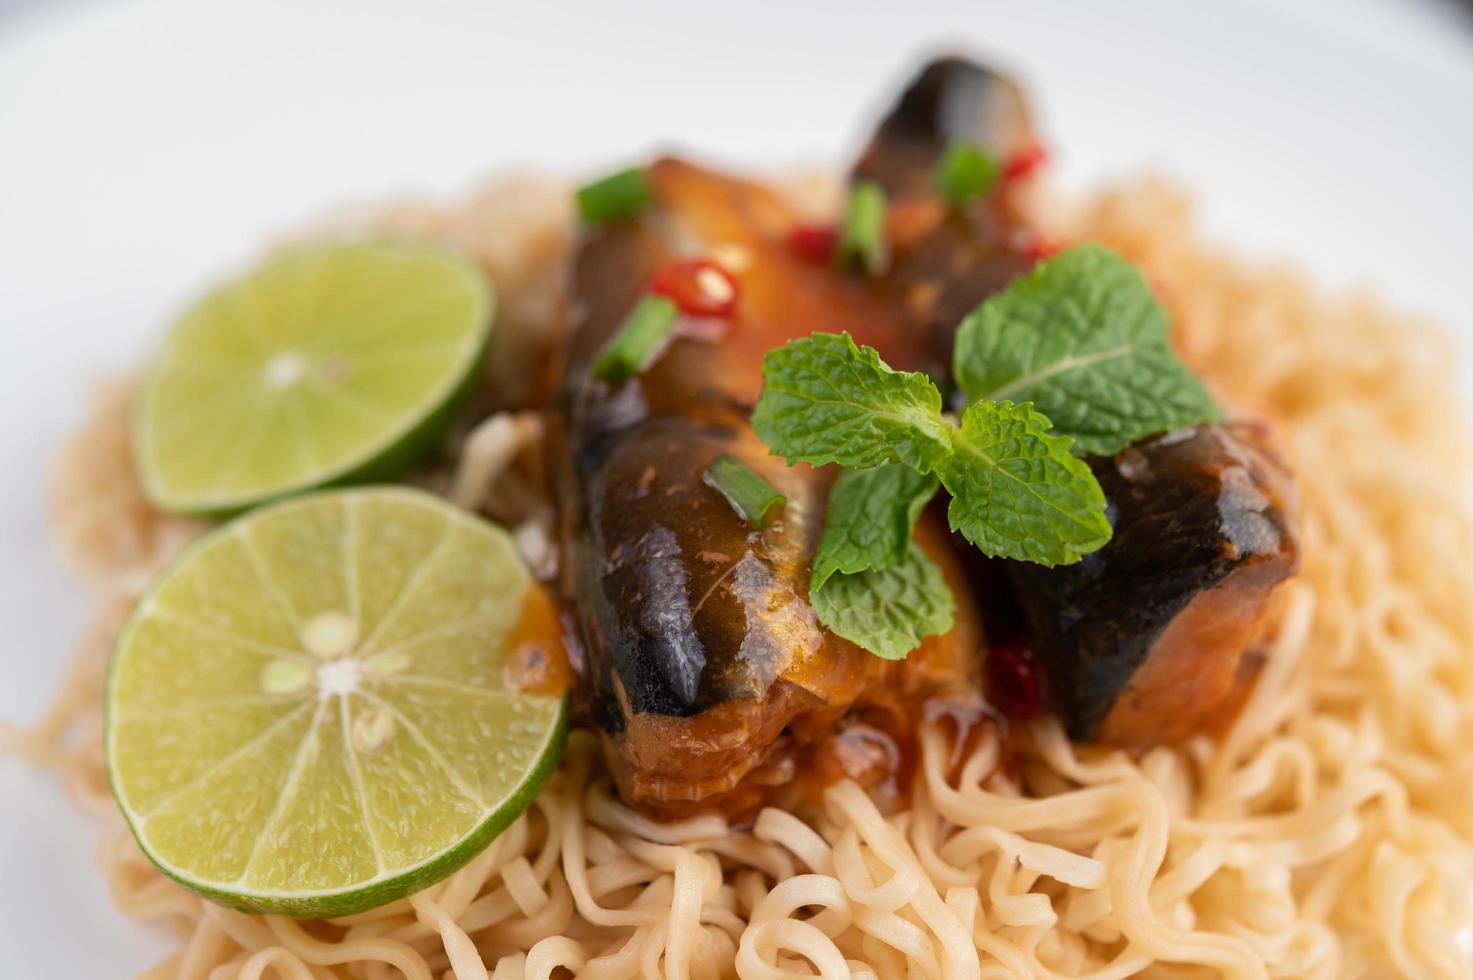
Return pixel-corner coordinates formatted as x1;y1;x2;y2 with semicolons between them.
109;700;567;918
104;486;567;917
134;242;495;518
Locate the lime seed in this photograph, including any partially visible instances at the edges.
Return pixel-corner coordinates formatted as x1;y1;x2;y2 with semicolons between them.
352;707;396;754
304;611;358;659
261;659;312;696
366;650;411;676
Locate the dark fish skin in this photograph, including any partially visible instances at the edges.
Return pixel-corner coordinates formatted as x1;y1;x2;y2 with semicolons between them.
853;56;1036;378
554;159;982;817
854;56;1303;744
854;56;1035;200
1007;423;1300;743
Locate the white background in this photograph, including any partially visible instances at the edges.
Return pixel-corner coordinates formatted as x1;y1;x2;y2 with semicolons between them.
1;0;1470;974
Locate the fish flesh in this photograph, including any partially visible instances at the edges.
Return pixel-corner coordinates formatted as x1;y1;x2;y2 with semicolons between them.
853;56;1302;744
554;158;983;817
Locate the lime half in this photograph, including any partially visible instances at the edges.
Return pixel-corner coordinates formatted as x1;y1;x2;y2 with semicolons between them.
105;487;567;916
136;242;493;515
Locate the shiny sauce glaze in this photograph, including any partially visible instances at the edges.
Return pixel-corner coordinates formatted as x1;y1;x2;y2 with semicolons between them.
501;583;577;699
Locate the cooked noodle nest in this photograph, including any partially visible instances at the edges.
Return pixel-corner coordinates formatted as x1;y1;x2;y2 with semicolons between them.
8;174;1473;978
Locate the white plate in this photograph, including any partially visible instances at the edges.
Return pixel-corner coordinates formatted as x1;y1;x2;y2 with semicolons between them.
1;0;1470;974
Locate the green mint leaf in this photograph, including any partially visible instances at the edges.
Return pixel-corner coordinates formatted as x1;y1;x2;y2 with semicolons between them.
952;244;1223;456
938;400;1111;566
752;332;952;472
812;464;939;590
810;542;955;660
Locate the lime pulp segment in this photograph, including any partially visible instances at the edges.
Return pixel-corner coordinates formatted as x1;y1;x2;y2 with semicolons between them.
105;487;566;916
136;242;494;514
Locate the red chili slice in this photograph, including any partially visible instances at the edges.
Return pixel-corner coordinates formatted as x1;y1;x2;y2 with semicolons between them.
1003;142;1049;183
649;259;740;318
985;641;1045;721
1023;237;1063;267
787;223;839;263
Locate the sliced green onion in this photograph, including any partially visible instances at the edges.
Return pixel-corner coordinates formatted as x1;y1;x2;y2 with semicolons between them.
576;167;652;225
935;141;1000;206
703;454;786;528
592;295;679;381
837;180;888;276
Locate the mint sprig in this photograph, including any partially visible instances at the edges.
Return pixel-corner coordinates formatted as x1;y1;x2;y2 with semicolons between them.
808;543;955;660
750;332;951;473
939;401;1109;566
756;244;1220;661
953;244;1222;456
812;464;939;590
757;334;1107;569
